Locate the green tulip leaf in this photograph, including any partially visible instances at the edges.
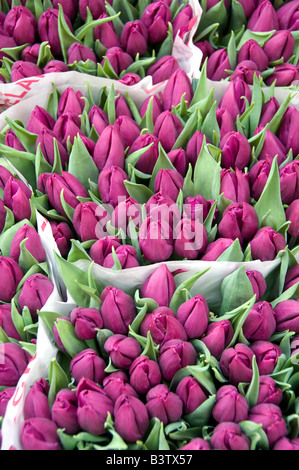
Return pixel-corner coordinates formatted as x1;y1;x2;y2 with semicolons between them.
239;420;269;450
193;140;221;201
220;265;255;315
68;136;99;189
184;394;216;428
54;317;87;358
143;419;170;451
169;268;211;313
48;357;70;408
216;238;244;262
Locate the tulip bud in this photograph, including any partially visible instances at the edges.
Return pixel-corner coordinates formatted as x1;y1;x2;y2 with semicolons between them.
218;77;252;122
251;340;282;375
249;157;272;201
176;295;210;340
172;4;193;38
103;46;133;76
249;227;286;261
201;238;235;261
103;245;140;269
284;264;299;292
93;125;125;172
154;168;184;203
140;307;187;345
36;128;69;168
0;304;21;340
210;422;250;450
50;221;73;258
70;307;103;340
104;334;142;369
0;342;29;386
242;301;276;342
57;87;85;118
129;355;162;395
279;106;299;158
237;0;261;18
174;218;208;260
43;60;69;74
145;191;181;228
102;371;138;403
21;417;61;450
94;13;121;49
183;194;215;223
265;63;299;87
141;1;171;44
100;286;137;335
280;161;299;205
67;42;97;64
24;378;51;420
175;376;208;415
10;224;46;264
277;0;299;30
5;129;25;152
212;385;249;424
89;236;122;266
72;201;108;242
114;115;141;149
237;40;268;72
0;257;24;303
53;111;83;146
88;105;109;136
128;133;160;175
247;0;279;32
220;131;251;170
218;202;259;246
162;69;193;111
201;319;234;358
38;8;72;57
26;105;55;135
158;339;197;381
51;388;80;435
220;168;250;204
153;110;184;152
0;34;17;61
98;165;129;208
274;299;299;333
21;43;40;63
273;437;299;451
120;20;148;58
256;375;283;406
167;148;188;177
216;107;236;140
52;0;78;21
0;387;16;417
230;60;262;85
114;394;149;442
79;0;113;21
77;387;114;436
139;95;163;123
70;349;106;385
4;6;37;45
207;49;231;81
186;130;209;168
256;128;286;166
245;270;267;300
195;40;215;68
248;403;287;448
147;55;180;85
139;216;174;262
140;264;176;308
259;97;280;128
286;199;299;238
146;384;183;425
264;31;295;63
179;438;211;450
220;343;254;385
18;273;54;318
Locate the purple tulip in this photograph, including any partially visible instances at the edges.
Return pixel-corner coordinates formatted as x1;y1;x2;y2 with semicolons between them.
216;107;236;140
237;40;268;72
4;129;25;152
186;130;209;168
140;264;176;307
147;55;180;85
140;307;187;345
100;286;137;335
79;0;113;22
179;438;211;450
73;201;108;242
158;339;197;382
176;295;210;340
279;106;299;157
94;12;121;49
286;199;299;238
118;72;141;85
43;60;69;74
36;128;69;168
27;105;55;135
0;34;17;61
139;216;174;262
89;236;122;266
10;224;46;264
207;49;231;81
0;342;29;386
273;437;299;451
70;349;106;385
230;60;262;85
104;334;142;370
114;394;149;442
51;389;80;435
0;257;24;303
210;422;250;450
67;43;97;64
274;299;299;333
57;87;85;118
201;238;236;261
88;105;109;136
52;0;78;21
265;63;299;87
249;156;272;201
120;20;148;58
256;128;286;166
154;168;184;203
4;6;37;45
218;202;259;246
249;227;287;261
38;8;73;57
128;133;160;175
18;273;54;318
248;404;287;448
259;97;280;128
242;301;276;342
153;110;184;152
114;115;141;149
167;148;188;177
76;387;114;436
174;218;208;260
0;387;16;417
183;194;215;223
256;375;283;406
218;78;252;122
139;95;163;123
53;112;83;146
50;221;73;258
21;43;40;64
237;0;261;18
245;270;267;300
103;245;140;269
102;371;138;403
0;304;22;340
247;0;279;32
277;0;299;31
264;31;295;63
114;95;133;119
201;319;234;358
220;131;251;170
212;385;249;423
24;378;51;420
146;383;183;425
220;168;250;204
21;418;61;451
93;125;125;172
145;191;181;228
280;161;299;205
162;69;193;110
251;340;282;375
172;4;193;39
141;1;171;44
220;343;254;385
284;264;299;292
103;46;133;76
129;355;162;395
206;0;230;10
70;307;103;340
98;165;129;208
175;376;208;415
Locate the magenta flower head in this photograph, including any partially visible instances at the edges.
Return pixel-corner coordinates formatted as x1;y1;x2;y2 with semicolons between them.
52;0;78;21
139;95;163;124
251;340;282;375
4;5;37;45
21;417;61;450
139;216;173;263
93;125;125;172
218;77;252;122
264;31;295;63
176;295;210;339
24;378;51;420
129;354;162;394
237;39;268;72
79;0;113;21
0;342;29;386
26;105;55;135
70;349;106;385
38;8;72;57
175;376;208;415
256;375;283;406
219;343;254;385
273;437;299;451
53;111;83;146
94;12;121;49
120;20;148;58
128;133;160;175
145;191;181;228
206;0;230;10
158;339;197;382
18;273;54;319
37;171;88;218
174;218;208;260
67;42;97;64
210;422;250;450
279;106;299;158
230;60;263;85
247;0;279;32
103;245;140;270
207;49;231;81
114;394;149;442
180;438;211;450
103;371;138;403
220;168;250;204
183;194;215;223
114;115;141;149
88;105;109;136
140;264;176;307
201;319;234;358
89;236;122;266
57;87;85;118
249;157;272;201
0;34;17;62
274;299;299;333
154;168;184;203
212;385;249;423
43;60;69;74
162;69;193;111
248;403;288;448
10;60;42;82
249;227;286;262
286;199;299;238
147;55;180;85
279;161;299;205
259;97;280;127
256;128;286;166
103;46;133;76
100;286;136;335
36;128;69;168
76;386;114;436
10;224;46;264
21;43;40;63
265;63;299;87
4;129;25;152
216;107;236;140
50;220;73;258
140;307;187;345
73;201;109;242
146;383;183;425
141;1;171;44
201;238;235;261
242;301;276;342
104;334;142;370
0;304;22;341
153;110;184;152
167;148;188;177
186;130;209;168
277;0;299;30
195;40;215;67
172;4;193;38
237;0;261;18
245;270;267;300
220;131;251;170
70;307;103;340
218;202;259;246
51;388;80;435
284;264;299;292
0;387;16;418
98;165;129;208
0;257;24;303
